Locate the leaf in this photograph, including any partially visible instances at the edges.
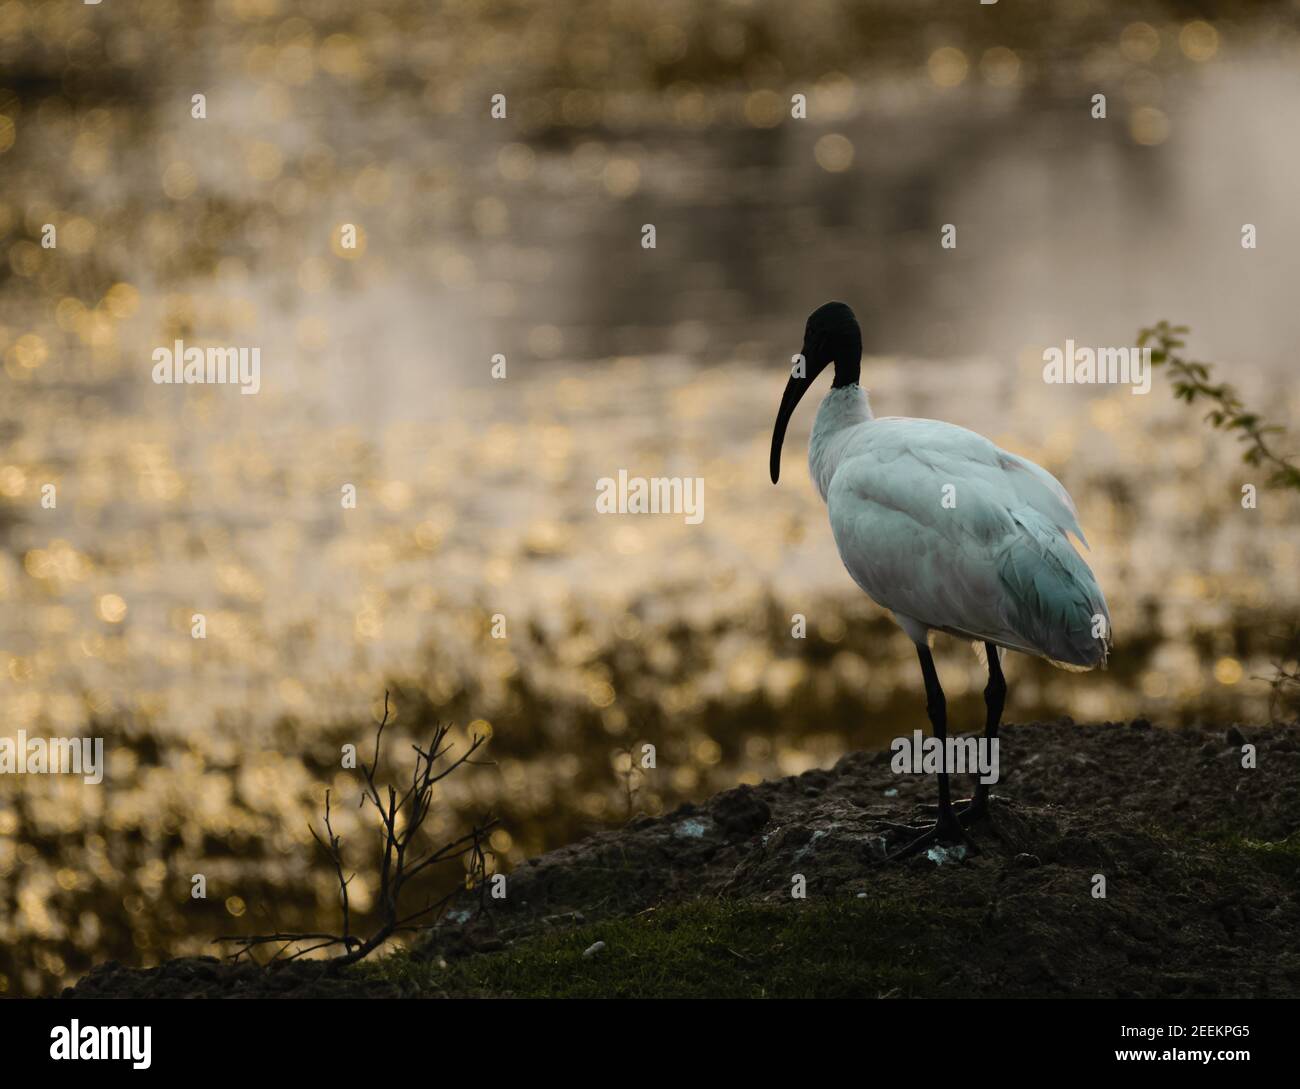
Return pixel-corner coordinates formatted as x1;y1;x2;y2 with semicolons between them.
1140;319;1300;492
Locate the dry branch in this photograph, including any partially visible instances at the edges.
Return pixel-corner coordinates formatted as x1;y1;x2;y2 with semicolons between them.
216;691;497;967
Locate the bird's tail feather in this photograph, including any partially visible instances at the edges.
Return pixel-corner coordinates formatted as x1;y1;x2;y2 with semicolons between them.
998;509;1111;670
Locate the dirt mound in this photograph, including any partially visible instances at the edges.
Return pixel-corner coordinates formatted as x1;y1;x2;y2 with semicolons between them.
63;721;1300;998
418;719;1300;997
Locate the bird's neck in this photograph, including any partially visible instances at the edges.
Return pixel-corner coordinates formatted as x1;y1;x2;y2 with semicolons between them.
809;383;871;501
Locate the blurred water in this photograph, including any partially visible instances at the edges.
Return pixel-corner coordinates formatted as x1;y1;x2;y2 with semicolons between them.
2;2;1299;994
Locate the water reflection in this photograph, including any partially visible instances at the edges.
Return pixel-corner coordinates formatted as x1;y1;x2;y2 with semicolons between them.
1;3;1298;995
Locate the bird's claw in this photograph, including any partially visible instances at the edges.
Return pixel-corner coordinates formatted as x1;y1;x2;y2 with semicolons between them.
916;794;994;826
874;819;932;834
877;812;979;862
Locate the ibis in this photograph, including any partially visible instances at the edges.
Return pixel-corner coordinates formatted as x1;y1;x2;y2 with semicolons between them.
771;301;1111;857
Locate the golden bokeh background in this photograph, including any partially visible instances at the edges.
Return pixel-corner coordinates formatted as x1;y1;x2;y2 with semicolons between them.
1;0;1299;994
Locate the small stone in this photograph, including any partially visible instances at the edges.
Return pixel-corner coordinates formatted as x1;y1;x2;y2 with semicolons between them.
1131;717;1151;731
1012;853;1041;868
673;817;710;840
582;941;606;958
925;844;968;865
1226;725;1246;747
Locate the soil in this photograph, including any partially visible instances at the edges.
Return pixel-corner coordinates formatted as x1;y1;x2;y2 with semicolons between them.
64;719;1300;998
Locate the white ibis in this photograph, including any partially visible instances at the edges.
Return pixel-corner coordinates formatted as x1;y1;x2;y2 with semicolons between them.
771;302;1111;857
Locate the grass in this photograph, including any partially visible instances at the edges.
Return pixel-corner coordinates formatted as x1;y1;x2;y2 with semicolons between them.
354;827;1300;999
363;896;974;998
1228;831;1300;879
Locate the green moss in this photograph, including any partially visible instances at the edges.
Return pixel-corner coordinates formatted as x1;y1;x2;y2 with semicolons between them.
1228;832;1300;879
364;896;970;998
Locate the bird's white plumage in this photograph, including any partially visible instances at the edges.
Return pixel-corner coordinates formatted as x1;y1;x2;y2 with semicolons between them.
810;384;1110;669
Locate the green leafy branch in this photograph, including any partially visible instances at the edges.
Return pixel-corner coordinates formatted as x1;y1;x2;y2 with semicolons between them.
1138;321;1300;490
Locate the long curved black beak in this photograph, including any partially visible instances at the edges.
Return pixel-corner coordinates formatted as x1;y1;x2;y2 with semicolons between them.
770;341;828;483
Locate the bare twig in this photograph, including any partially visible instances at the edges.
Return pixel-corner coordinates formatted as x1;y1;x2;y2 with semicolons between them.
1251;623;1300;720
615;745;641;821
216;690;497;966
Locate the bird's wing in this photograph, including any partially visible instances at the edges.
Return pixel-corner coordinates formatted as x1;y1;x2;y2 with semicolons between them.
826;418;1109;667
993;447;1089;549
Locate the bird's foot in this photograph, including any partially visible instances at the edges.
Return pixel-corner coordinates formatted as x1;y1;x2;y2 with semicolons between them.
917;793;995;826
878;810;978;862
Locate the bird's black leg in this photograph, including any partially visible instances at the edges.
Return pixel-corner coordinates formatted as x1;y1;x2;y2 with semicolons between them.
967;641;1005;821
883;646;975;860
918;645;966;842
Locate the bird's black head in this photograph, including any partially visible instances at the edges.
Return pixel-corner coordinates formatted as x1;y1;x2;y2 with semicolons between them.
770;301;862;483
803;301;862;382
